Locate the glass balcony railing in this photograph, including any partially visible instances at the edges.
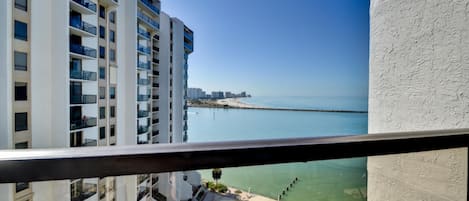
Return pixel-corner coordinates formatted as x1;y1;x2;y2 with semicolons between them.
137;126;149;134
137;61;151;70
70;44;97;58
137;44;151;54
71;0;97;12
184;42;193;53
184;32;193;41
70;117;97;130
138;110;149;118
137;11;160;30
137;27;151;39
137;95;150;102
139;0;160;15
70;19;97;35
70;94;97;104
137;78;151;85
70;70;97;81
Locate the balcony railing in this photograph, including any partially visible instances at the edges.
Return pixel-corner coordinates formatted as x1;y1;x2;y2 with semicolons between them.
137;11;160;30
137;27;151;39
70;94;97;104
152;46;159;52
137;126;149;134
72;0;97;13
70;117;97;130
137;78;150;85
70;44;97;58
184;42;193;53
137;61;151;71
152;58;159;64
70;70;97;81
137;44;151;55
70;19;97;35
184;31;193;41
137;95;150;102
0;128;468;198
138;110;149;118
139;0;161;15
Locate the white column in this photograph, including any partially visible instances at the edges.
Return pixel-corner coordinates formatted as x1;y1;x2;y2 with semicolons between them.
368;0;468;200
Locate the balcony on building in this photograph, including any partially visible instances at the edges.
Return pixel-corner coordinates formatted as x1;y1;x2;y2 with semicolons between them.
137;78;150;85
184;26;193;42
137;125;149;135
138;110;149;118
138;0;161;15
184;42;193;53
70;0;97;14
137;61;151;71
152;46;159;52
137;10;160;30
70;94;97;105
70;15;96;37
70;70;97;81
137;94;150;102
70;43;97;59
137;27;151;40
70;117;97;130
99;0;119;7
137;44;151;55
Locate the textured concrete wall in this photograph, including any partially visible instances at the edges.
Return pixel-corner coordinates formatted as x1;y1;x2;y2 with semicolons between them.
369;0;468;200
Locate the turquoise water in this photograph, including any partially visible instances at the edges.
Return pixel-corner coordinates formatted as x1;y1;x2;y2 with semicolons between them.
187;100;368;201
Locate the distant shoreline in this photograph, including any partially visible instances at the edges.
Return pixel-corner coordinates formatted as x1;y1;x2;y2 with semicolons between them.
188;98;368;114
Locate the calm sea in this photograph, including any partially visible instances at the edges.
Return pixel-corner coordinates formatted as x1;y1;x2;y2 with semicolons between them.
188;96;368;201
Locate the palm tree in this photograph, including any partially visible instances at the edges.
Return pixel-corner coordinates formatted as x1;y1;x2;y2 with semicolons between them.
212;168;222;184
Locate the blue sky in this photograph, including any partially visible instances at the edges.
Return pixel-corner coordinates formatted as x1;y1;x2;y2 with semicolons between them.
163;0;370;97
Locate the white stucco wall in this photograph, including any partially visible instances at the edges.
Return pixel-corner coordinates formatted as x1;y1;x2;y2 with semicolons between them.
368;0;468;200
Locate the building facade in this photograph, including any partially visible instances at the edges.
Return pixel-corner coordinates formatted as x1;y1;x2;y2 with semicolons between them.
0;0;200;201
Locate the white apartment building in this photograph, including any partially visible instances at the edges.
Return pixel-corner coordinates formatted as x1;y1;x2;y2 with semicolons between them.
187;88;206;100
0;0;200;201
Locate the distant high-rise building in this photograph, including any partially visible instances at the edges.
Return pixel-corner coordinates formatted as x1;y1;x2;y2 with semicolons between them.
0;0;200;200
211;91;224;99
187;88;206;99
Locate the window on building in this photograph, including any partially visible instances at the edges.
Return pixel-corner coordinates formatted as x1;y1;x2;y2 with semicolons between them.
14;51;27;71
110;125;115;136
110;87;116;99
99;127;105;139
15;112;28;131
99;67;105;79
15;0;27;11
110;106;115;118
99;87;105;99
99;46;105;59
15;142;28;149
99;6;105;19
99;26;105;39
15;82;27;101
99;107;105;119
110;49;115;61
15;20;28;41
109;11;116;23
110;30;115;42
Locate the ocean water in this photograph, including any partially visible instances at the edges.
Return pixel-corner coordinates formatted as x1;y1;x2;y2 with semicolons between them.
187;97;368;201
242;96;368;112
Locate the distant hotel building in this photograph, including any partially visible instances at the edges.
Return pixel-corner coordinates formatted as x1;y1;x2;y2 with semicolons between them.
0;0;199;201
211;91;224;99
187;88;206;99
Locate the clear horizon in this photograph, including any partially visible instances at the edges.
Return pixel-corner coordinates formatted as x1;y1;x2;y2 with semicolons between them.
163;0;370;97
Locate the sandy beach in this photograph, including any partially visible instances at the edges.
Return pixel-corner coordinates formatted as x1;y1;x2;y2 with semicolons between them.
216;98;262;109
202;186;276;201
